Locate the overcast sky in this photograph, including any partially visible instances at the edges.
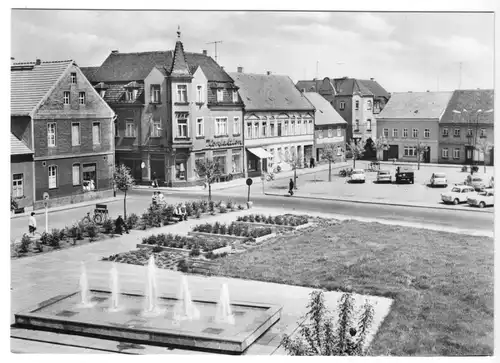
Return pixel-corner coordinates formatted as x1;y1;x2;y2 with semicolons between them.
11;10;494;93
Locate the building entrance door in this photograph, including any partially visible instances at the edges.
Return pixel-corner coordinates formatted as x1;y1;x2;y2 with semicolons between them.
423;147;431;163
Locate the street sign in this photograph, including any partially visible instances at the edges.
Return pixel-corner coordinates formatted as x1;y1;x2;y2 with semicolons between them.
246;178;253;186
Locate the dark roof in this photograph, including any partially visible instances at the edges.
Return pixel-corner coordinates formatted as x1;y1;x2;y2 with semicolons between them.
80;66;99;82
102;83;144;104
377;91;453;120
170;40;191;77
229;72;314;111
358;79;390;99
303;92;346;126
333;78;373;97
296;79;322;92
441;89;494;124
11;133;33;155
91;51;233;83
11;60;73;116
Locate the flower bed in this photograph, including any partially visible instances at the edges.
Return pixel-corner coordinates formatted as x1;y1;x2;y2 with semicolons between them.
191;221;273;239
138;233;229;254
236;213;309;227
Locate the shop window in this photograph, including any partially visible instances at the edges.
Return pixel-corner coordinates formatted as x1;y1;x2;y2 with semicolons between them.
232;153;241;173
175;161;186;180
214;155;226;174
82;163;97;191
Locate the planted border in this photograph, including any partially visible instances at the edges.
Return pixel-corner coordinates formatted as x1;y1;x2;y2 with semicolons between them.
190;221;274;241
236;214;309;227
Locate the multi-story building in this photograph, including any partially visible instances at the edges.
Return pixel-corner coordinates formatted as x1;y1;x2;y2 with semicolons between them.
83;30;244;187
296;77;390;144
11;133;34;209
376;91;453;163
11;59;116;209
303;92;347;162
230;69;315;177
439;89;494;166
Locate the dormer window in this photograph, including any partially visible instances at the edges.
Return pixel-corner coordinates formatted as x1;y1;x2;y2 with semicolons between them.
151;84;161;103
70;72;77;84
126;90;133;101
217;89;223;102
100;90;106;98
124;81;140;102
94;82;108;99
132;89;138;100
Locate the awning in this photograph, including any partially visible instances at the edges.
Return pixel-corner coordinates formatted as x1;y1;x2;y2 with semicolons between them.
247;147;273;159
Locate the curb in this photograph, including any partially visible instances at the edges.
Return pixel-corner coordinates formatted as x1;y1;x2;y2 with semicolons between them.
263;192;493;214
10;197;121;220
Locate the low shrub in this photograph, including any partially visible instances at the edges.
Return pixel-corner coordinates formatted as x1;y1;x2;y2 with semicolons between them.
18;234;31;253
102;218;115;234
85;222;99;242
152;245;163;253
196;209;202;219
219;204;227;213
237;204;245;210
189;247;201;257
126;213;139;229
226;199;234;210
205;251;228;260
177;258;190;273
461;165;468;172
208;200;215;212
185;203;194;216
215;200;222;208
49;231;61;248
40;232;51;245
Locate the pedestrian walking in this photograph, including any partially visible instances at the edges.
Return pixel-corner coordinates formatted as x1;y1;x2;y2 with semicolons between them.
288;178;294;196
28;212;37;235
152;191;158;206
152;172;158;188
114;214;129;235
310;157;315;168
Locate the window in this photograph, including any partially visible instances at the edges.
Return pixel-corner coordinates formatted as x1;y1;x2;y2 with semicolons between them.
383;128;389;138
453;148;460;159
309;120;313;134
355;100;359;110
337;126;341;137
404;146;416;157
392;128;398;138
175;162;186;180
367;100;372;110
217;89;223;102
253;122;259;138
196;118;204;137
366;119;372;131
284;120;289;136
176;85;188;103
196;85;204;103
424;129;430;138
177;118;188;138
262;121;267;137
277;121;282;136
214;118;227;136
454;128;461;137
297;119;302;135
92;122;101;144
72;164;80;186
467;128;473;137
480;128;486;138
318;129;324;139
412;128;418;138
48;165;57;189
337;146;342;156
125;120;136;137
71;123;80;146
355;120;359;131
213;154;226;174
246;122;252;139
442;127;449;137
82;164;97;191
151;85;161;103
232;90;238;103
442;148;449;158
12;173;23;197
47;123;56;147
125;90;133;101
79;92;86;105
302;119;307;134
339;101;345;110
63;91;70;105
152;119;161;137
232;152;241;173
70;72;77;84
328;128;333;138
270;121;275;137
291;120;295;135
403;128;408;138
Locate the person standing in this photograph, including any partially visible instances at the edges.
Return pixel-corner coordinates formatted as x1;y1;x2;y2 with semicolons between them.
115;214;129;235
288;178;294;196
152;172;158;188
310;157;315;168
28;212;37;235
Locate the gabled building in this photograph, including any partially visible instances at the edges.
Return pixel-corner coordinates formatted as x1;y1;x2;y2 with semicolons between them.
439;89;494;166
303;92;347;163
84;30;244;187
376;91;453;163
11;59;116;209
296;77;390;143
230;69;315;177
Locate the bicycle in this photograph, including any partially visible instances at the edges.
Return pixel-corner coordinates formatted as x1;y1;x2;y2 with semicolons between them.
82;206;109;225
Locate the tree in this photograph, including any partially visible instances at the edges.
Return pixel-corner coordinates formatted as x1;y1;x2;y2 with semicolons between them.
373;137;389;161
113;164;135;220
194;158;221;202
347;139;365;169
363;138;376;160
475;138;493;174
282;147;303;189
321;144;338;182
281;290;374;356
414;140;429;171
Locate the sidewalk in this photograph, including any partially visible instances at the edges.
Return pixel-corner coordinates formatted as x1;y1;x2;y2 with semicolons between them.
376;160;494;171
10;196;121;220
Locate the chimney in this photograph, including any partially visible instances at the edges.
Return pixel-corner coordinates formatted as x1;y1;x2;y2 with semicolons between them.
111;49;119;54
267;71;272;76
221;66;225;71
237;66;243;73
370;77;374;81
202;49;207;55
35;59;41;65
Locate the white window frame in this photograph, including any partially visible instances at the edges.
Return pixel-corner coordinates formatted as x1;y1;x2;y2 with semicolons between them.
151;85;161;103
233;117;241;135
442;127;449;137
246;122;252;139
232;90;238;103
366;100;372;110
355;100;359;110
78;92;86;105
47;122;56;147
196;117;204;137
442;148;449;158
176;84;188;103
366;119;372;131
403;128;408;138
453;148;460;159
339;101;345;110
309;120;313;134
68;122;78;146
70;72;77;84
63;91;70;105
217;89;224;102
12;173;24;197
48;165;58;189
383;128;389;138
412;128;418;138
196;85;204;103
92;122;101;144
262;121;267;137
355;119;359;131
337;126;341;137
392;128;398;138
404;146;416;157
152;119;162;137
72;164;80;186
467;128;473;137
480;128;486;137
215;117;228;136
328;128;333;138
176;117;188;138
318;129;324;139
424;128;430;138
454;128;461;137
253;122;259;139
125;120;136;137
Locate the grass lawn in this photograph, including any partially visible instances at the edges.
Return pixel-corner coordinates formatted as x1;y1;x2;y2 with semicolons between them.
213;219;494;356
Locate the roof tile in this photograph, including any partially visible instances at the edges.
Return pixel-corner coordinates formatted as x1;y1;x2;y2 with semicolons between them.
377;91;453;120
304;92;346;126
11;133;33;155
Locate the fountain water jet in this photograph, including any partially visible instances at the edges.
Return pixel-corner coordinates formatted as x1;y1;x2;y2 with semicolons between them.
173;275;200;321
108;263;121;312
215;283;235;325
142;255;164;316
77;262;95;308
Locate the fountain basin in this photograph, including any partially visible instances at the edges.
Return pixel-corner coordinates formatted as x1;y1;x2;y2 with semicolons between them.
14;289;282;354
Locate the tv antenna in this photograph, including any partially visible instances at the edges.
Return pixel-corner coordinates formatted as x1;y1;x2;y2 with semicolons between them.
206;40;223;63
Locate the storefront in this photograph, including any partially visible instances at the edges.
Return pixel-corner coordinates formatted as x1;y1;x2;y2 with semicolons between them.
246;147;273;176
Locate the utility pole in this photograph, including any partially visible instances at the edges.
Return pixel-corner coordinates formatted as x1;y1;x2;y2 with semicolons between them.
206;40;223;63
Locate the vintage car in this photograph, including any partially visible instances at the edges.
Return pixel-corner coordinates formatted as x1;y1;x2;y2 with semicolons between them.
465;174;490;191
467;189;494;208
441;185;476;205
430;172;448;188
395;166;414;184
349;169;366;183
376;170;392;183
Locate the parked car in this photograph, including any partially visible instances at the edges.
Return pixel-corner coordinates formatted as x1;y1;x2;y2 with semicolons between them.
395;166;414;184
441;185;476;205
465;174;490;191
349;169;366;183
430;172;448;188
467;189;494;208
376;170;392;183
